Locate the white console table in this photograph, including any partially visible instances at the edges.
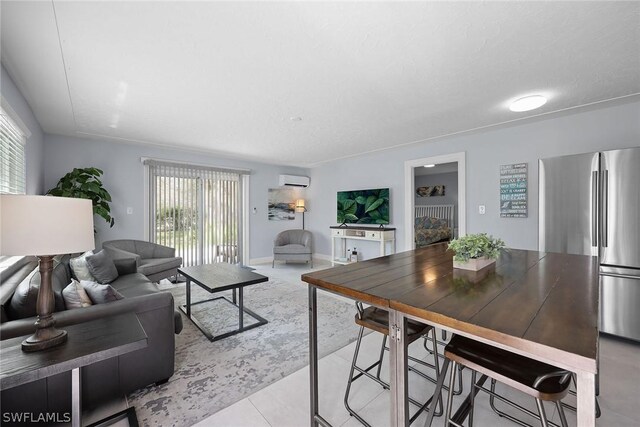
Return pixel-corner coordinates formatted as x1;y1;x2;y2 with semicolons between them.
330;226;396;266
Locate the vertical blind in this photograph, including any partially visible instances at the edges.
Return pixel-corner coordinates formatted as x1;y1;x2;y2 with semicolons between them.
145;160;245;267
0;109;26;194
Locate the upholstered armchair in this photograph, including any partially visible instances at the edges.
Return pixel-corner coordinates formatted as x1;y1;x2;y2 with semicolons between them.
273;230;313;268
102;239;182;282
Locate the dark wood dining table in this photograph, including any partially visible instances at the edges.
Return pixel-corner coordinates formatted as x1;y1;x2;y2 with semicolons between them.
301;243;599;427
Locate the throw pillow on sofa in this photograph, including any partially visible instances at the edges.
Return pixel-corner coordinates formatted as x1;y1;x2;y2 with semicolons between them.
81;281;125;304
62;279;93;309
6;267;40;319
70;251;96;281
85;250;119;284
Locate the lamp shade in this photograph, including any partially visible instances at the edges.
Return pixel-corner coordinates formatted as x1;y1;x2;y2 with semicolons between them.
0;195;95;256
295;199;306;212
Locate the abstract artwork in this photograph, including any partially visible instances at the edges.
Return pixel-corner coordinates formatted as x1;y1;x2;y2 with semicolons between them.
416;185;445;197
268;188;297;220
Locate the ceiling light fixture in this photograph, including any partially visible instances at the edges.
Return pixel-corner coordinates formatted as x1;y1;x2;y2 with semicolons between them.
424;164;436;168
509;95;547;112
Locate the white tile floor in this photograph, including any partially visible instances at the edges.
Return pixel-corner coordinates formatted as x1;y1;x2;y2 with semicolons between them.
191;260;639;427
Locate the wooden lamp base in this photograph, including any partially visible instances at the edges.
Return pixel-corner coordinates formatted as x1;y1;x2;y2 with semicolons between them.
22;327;68;352
21;255;68;352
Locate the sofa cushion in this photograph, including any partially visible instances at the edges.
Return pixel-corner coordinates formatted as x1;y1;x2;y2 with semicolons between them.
6;268;40;320
138;258;182;276
70;251;96;282
0;256;38;308
6;258;70;319
86;250;119;284
111;274;162;298
273;244;311;255
62;279;93;309
82;281;125;304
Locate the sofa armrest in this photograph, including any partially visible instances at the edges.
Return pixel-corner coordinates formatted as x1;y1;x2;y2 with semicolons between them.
302;232;312;248
152;243;176;258
103;246;141;265
113;258;138;275
0;292;174;340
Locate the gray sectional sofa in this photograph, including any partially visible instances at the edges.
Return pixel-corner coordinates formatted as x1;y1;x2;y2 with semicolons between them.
0;254;183;419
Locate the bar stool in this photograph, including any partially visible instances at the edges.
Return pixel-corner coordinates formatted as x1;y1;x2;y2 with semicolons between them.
441;335;571;427
344;303;444;426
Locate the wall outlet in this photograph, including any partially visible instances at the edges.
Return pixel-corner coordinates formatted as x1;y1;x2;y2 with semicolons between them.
478;205;486;215
126;207;133;215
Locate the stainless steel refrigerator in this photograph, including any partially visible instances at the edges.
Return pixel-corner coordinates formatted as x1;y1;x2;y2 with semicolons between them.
539;147;640;342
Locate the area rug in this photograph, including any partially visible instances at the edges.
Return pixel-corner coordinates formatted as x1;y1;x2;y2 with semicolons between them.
127;276;360;426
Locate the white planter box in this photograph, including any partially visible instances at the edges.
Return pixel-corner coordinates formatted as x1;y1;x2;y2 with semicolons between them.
453;257;496;271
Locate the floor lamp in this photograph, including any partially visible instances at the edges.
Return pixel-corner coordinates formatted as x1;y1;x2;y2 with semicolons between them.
0;195;94;352
295;199;307;230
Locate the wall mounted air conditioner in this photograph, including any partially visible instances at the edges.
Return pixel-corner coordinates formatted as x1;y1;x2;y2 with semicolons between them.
279;174;310;188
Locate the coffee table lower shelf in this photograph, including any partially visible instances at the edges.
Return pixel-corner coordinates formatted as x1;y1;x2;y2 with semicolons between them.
180;292;268;342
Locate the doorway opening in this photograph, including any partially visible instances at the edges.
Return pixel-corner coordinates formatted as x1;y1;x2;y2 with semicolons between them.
404;152;466;250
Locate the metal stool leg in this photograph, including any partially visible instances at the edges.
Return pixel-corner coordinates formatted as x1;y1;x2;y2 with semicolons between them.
429;329;444;417
376;334;387;383
535;399;549;427
344;326;371;427
555;401;568;427
469;370;477;427
444;361;458;426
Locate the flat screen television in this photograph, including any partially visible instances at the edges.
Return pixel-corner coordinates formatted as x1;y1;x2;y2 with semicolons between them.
337;188;390;225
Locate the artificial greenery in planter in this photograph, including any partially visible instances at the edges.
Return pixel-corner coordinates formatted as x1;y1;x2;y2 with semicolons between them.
448;233;505;271
47;167;115;227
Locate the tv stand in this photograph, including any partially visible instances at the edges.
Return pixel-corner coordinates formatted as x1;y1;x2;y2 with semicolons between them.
330;226;396;266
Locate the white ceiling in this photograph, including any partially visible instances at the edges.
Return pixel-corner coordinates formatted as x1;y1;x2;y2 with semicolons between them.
1;1;639;167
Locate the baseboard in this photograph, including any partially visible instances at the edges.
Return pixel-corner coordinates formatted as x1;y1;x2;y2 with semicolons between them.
313;253;332;261
250;253;331;265
248;256;273;265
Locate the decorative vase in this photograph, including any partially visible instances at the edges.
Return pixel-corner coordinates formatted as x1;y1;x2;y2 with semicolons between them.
453;256;496;271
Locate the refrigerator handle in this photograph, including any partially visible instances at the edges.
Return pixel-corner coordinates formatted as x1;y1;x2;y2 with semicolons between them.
591;170;598;247
601;170;608;247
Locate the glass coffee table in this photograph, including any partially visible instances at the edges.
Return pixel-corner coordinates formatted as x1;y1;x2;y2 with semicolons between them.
178;263;269;341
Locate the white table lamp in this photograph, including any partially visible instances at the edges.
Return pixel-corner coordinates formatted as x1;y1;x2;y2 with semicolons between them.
0;195;95;351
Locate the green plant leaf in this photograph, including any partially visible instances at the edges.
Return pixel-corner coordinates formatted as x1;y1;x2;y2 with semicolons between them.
47;167;115;228
365;198;384;213
344;213;358;221
343;199;357;215
355;196;367;205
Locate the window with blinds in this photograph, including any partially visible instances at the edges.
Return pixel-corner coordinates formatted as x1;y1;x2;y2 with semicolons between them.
0;108;26;194
145;160;246;267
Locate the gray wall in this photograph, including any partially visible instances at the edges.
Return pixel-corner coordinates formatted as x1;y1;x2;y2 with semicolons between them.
1;64;45;194
44;134;309;259
414;172;458;208
308;100;640;260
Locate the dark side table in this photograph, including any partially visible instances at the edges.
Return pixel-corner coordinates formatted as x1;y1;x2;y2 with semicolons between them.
0;313;147;427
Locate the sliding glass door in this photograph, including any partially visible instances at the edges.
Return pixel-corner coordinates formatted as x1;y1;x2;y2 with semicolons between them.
146;160;245;267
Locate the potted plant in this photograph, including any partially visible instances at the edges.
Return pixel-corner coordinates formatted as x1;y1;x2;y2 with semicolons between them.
448;233;505;271
47;167;115;228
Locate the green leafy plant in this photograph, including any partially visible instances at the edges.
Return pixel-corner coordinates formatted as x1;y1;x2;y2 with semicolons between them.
337;188;389;224
47;167;115;227
448;233;505;262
